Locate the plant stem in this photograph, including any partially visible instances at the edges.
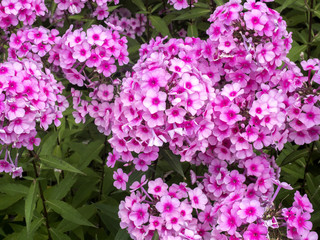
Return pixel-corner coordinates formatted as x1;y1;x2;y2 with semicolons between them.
31;152;52;240
307;0;313;59
146;0;150;42
302;142;314;194
307;0;314;85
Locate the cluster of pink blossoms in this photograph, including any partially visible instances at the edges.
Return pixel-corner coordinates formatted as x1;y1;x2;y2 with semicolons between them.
50;24;129;84
54;24;129;130
8;26;60;60
108;0;320;172
110;0;320;239
0;59;67;177
108;8;147;39
0;0;47;29
168;0;198;10
54;0;119;16
118;153;318;239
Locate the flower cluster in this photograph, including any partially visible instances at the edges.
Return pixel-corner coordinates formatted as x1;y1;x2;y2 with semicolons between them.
50;24;129;83
108;8;148;39
8;26;60;60
119;152;318;239
108;0;320;173
168;0;198;10
119;176;208;240
0;58;67;175
111;0;320;239
54;0;119;16
282;191;318;239
56;24;129;131
0;0;47;29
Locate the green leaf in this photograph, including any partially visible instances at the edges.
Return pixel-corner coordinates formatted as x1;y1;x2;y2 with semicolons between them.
114;229;130;240
69;140;104;170
279;148;309;166
83;19;96;31
108;5;122;12
40;156;84;175
39;131;58;156
214;0;224;6
47;200;95;227
44;173;77;200
187;22;198;37
50;228;72;240
275;0;298;13
25;180;38;233
151;3;163;13
0;194;24;210
149;16;172;38
131;0;146;11
56;205;97;233
287;43;307;62
173;8;210;21
152;230;159;240
0;183;28;196
161;149;185;179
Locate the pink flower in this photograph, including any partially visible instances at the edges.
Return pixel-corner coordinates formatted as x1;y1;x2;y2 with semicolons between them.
156;196;180;217
292;211;312;235
220;104;242;125
72;41;91;62
0;160;13;173
221;83;244;101
148;178;168;197
129;203;149;227
293;191;314;213
113;169;128;191
243;223;268;240
217;210;242;235
238;199;264;223
244;9;268;31
87;26;107;46
188;187;208;210
143;89;167;114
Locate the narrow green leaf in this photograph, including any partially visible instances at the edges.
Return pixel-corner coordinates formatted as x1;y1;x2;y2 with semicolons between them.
151;3;163;13
47;200;95;227
161;149;185;178
132;0;146;11
0;183;28;196
214;0;224;6
108;5;122;12
40;156;84;175
50;228;72;240
25;180;38;233
56;205;97;233
149;16;172;38
152;230;159;240
187;22;198;37
173;8;210;21
280;148;309;166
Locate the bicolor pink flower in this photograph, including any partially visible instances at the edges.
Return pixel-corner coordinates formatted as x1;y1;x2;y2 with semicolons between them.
243;224;268;240
113;169;128;191
188;187;208;210
143;90;167;114
238;199;264;223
